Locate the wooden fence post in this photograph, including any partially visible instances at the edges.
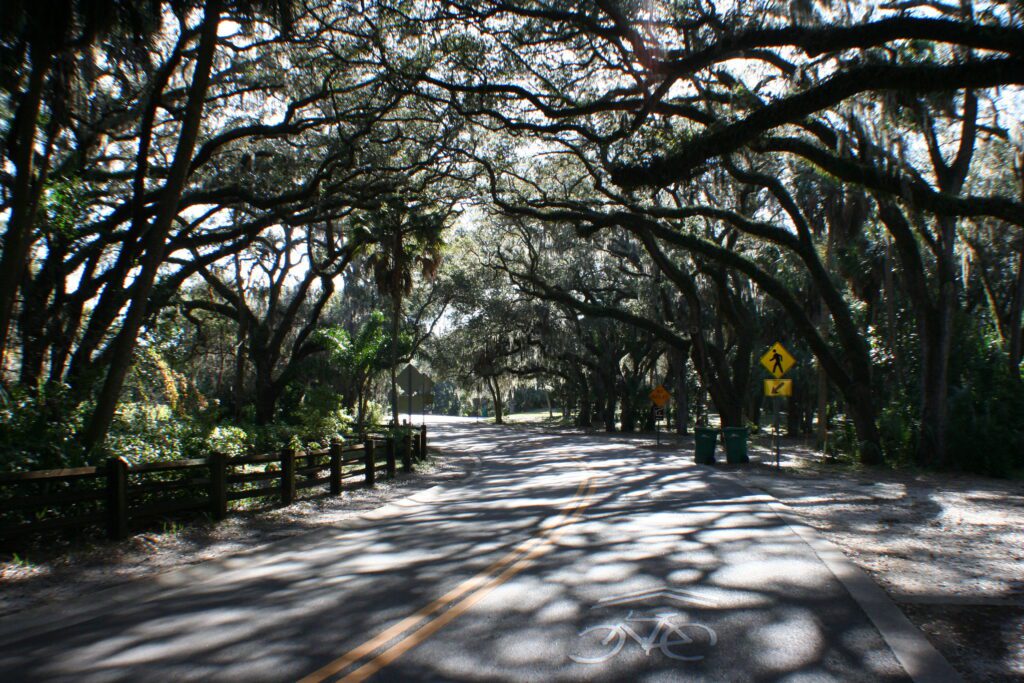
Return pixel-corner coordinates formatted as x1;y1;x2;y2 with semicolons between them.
402;433;412;472
385;438;396;478
387;436;399;476
209;452;227;521
363;440;375;487
420;424;428;460
107;457;129;540
281;447;296;505
330;440;343;495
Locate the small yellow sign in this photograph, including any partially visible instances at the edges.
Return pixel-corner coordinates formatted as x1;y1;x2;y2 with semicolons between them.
764;379;793;397
760;342;795;379
649;384;671;407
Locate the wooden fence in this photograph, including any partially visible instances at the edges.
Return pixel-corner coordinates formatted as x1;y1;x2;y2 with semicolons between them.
0;425;428;548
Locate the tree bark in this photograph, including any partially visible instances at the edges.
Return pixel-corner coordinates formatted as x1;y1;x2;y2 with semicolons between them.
0;46;54;375
487;376;504;424
81;0;222;451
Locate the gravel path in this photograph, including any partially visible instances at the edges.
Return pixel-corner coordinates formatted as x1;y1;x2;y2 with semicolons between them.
0;448;477;617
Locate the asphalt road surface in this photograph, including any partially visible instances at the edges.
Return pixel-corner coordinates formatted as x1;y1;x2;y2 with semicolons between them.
0;417;956;682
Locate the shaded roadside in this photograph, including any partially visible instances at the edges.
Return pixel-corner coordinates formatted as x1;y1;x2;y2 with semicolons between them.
505;418;1023;681
733;463;1024;682
0;447;477;618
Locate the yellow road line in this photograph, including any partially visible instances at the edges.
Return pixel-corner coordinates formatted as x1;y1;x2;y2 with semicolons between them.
340;479;595;682
299;472;594;683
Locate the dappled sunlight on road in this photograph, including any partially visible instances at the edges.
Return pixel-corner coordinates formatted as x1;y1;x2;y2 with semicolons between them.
0;417;912;682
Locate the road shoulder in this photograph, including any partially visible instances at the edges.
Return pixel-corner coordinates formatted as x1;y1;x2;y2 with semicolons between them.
0;445;482;636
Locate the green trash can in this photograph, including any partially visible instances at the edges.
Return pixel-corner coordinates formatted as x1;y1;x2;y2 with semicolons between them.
694;427;718;465
723;427;749;464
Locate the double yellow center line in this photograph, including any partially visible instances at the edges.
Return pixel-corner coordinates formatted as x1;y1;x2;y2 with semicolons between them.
300;465;596;683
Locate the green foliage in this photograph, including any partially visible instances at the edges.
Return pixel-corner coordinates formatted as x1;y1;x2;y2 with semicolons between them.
362;400;387;428
11;553;34;568
205;425;250;457
0;384;88;471
106;403;200;464
388;424;415;440
44;177;87;239
245;423;299;453
295;406;353;448
876;398;919;468
946;329;1024;477
316;311;392;378
432;380;461;416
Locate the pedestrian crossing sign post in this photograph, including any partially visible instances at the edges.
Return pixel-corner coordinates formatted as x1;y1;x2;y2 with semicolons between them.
649;385;671;446
761;342;796;469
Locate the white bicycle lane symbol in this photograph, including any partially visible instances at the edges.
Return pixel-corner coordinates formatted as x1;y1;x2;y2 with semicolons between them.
570;609;718;664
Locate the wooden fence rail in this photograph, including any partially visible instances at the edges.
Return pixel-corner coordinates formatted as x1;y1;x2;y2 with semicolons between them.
0;428;428;548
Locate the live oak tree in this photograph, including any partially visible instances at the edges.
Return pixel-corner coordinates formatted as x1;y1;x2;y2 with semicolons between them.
2;0;1022;474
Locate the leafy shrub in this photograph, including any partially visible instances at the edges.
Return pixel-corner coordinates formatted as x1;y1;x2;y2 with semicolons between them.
362;400;386;428
247;423;302;453
106;402;197;464
295;407;353;448
944;323;1024;477
947;362;1024;477
205;425;250;457
0;384;88;471
876;398;918;467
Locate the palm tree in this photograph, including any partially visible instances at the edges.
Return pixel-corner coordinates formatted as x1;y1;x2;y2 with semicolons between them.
356;193;445;426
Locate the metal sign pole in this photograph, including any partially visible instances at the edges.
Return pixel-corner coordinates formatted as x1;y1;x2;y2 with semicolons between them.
774;396;780;468
656;409;661;447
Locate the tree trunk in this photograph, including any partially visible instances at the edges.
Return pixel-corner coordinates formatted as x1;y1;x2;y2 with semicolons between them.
390;293;401;426
487;376;504;424
848;384;884;465
917;216;957;468
0;46;54;375
603;388;617;432
620;385;637;432
81;0;222;451
674;348;689;435
1007;249;1024;377
254;376;278;425
786;387;802;437
577;387;592;427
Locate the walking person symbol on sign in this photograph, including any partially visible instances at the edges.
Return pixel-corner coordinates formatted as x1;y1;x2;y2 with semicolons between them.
759;342;795;379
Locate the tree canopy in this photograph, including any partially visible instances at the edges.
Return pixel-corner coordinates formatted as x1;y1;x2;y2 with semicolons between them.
2;0;1022;475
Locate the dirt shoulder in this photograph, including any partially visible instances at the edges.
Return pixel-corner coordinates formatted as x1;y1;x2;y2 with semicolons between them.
0;448;476;618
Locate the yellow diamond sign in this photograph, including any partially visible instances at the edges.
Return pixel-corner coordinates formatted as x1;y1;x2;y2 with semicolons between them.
649;384;671;408
764;379;793;397
760;342;795;379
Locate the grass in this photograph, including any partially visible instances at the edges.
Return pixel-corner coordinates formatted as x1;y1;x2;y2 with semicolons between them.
10;553;34;569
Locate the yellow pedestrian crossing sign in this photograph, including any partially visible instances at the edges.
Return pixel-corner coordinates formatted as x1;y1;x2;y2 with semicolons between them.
649;384;671;408
760;342;795;379
764;379;793;397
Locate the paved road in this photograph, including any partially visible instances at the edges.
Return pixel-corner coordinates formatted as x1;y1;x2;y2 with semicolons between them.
0;418;953;681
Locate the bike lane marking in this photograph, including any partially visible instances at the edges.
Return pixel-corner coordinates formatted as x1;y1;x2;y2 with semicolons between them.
299;458;597;683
